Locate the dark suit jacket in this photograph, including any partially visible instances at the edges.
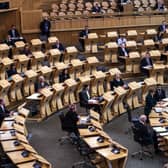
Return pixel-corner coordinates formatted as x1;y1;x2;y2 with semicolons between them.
79;29;90;38
92;6;101;13
140;57;153;69
110;78;124;90
154;89;166;102
118;47;129;56
40;20;51;36
8;28;20;38
59;72;70;83
79;90;90;107
158;24;167;33
134;121;153;145
35;81;49;92
144;93;156;116
63;110;79;134
7;69;17;78
0;105;10;125
52;43;65;51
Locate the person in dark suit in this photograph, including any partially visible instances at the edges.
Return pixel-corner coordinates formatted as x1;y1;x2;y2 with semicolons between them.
59;69;70;83
7;64;17;78
116;0;128;12
35;76;49;92
0;99;11;126
110;73;126;90
118;43;129;57
140;51;153;76
52;40;65;62
92;3;101;13
40;16;51;40
63;104;79;136
8;25;24;45
134;115;159;153
157;20;167;41
154;0;165;12
144;89;157;123
21;44;32;57
79;84;102;114
79;26;90;51
154;84;166;102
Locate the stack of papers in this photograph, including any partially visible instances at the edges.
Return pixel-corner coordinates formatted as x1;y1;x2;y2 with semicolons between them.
153;127;166;133
154;107;163;113
159;132;168;136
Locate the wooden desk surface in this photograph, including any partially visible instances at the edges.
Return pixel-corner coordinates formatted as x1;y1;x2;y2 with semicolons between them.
83;136;110;149
17;161;49;168
79;128;99;137
0;121;14;131
1;140;25;152
0;130;16;141
150;118;168;127
7;150;35;164
96;146;127;161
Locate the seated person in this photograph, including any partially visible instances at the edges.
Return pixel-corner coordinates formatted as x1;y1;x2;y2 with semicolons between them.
140;51;153;76
59;69;70;83
7;64;17;78
52;39;65;62
110;73;127;90
154;0;166;12
8;25;24;45
144;88;156;123
161;44;168;62
21;44;32;57
79;84;103;114
92;3;102;13
157;20;167;41
154;84;166;102
133;115;159;153
118;43;129;57
42;52;51;67
117;35;127;46
0;99;13;126
35;76;49;92
63;104;79;136
79;25;90;51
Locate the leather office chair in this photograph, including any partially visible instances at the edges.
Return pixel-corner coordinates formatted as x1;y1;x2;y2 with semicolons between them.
58;112;78;145
79;91;89;114
131;124;153;160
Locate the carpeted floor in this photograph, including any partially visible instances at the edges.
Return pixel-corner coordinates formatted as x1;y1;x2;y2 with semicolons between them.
26;105;168;168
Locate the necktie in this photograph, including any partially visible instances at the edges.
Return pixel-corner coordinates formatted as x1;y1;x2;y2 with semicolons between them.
1;105;5;113
86;91;90;99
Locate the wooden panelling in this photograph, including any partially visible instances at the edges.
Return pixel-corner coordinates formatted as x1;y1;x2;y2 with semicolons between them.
21;9;42;33
0;9;20;40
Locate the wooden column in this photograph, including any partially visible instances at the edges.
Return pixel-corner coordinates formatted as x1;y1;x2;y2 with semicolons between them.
24;70;38;96
51;83;65;111
0;80;11;106
0;58;13;80
9;74;24;102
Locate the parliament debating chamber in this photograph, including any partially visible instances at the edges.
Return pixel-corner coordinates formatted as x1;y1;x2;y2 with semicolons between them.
2;0;168;168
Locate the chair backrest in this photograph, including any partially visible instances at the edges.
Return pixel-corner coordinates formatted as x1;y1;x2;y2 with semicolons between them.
58;112;66;130
79;91;84;107
131;123;144;145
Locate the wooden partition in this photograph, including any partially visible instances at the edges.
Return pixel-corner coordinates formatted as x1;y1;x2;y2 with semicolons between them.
20;10;168;45
0;8;20;40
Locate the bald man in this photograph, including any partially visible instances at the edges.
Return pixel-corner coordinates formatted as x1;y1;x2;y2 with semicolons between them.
134;115;159;153
35;76;49;92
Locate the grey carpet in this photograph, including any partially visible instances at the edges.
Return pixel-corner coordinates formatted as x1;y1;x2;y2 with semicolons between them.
26;105;168;168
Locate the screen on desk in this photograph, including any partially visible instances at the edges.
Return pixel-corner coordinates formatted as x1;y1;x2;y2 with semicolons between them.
0;2;9;9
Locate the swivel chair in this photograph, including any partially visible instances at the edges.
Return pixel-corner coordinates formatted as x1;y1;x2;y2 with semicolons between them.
58;112;78;145
79;91;89;114
131;124;153;160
